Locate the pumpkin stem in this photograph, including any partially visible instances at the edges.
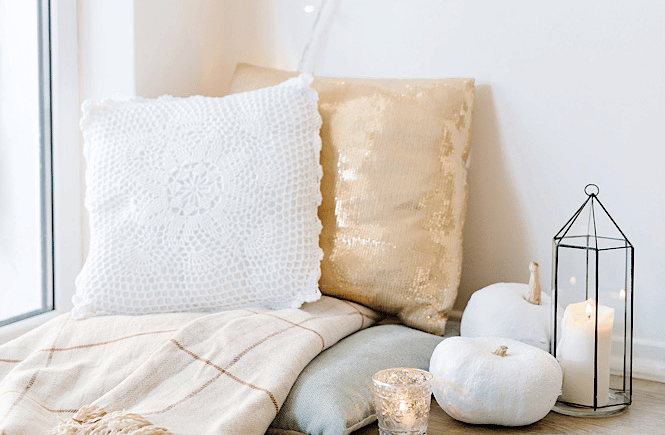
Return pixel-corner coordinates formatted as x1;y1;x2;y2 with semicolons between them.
524;262;542;305
493;345;508;357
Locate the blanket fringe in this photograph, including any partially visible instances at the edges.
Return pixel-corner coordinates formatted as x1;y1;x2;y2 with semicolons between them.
50;405;175;435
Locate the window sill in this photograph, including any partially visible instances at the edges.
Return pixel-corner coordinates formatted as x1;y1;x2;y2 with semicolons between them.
0;310;64;345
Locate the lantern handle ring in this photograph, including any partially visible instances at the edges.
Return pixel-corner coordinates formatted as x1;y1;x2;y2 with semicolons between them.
584;184;599;196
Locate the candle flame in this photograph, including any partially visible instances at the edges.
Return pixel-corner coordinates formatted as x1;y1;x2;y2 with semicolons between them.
620;288;626;299
304;5;316;13
586;302;592;319
569;276;577;285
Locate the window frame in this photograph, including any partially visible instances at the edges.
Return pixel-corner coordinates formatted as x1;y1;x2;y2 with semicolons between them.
0;0;80;344
0;0;53;329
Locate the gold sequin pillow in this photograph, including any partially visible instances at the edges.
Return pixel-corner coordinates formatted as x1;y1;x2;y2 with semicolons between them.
230;64;474;335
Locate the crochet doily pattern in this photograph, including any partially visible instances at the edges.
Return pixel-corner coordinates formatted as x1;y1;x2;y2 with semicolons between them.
74;75;323;318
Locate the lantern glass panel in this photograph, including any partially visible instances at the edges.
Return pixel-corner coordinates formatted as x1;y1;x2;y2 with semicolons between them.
554;246;597;308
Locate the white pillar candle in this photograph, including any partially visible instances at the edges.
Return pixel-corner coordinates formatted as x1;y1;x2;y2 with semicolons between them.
557;299;614;407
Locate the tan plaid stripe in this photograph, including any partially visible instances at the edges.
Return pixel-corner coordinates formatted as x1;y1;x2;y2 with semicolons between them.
155;311;334;416
40;329;178;352
1;390;78;414
170;339;281;414
246;310;326;351
226;324;295;368
1;314;69;424
1;328;183;422
144;373;223;415
339;299;382;328
0;316;192;424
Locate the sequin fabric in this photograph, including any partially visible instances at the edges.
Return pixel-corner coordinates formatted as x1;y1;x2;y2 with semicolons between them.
231;65;474;335
74;74;323;318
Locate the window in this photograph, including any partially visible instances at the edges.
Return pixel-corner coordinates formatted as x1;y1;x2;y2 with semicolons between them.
0;0;53;327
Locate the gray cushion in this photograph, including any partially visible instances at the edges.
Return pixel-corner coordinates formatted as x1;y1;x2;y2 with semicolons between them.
268;322;459;435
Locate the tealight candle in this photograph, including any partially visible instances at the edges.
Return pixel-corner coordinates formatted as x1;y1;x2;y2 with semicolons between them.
557;299;614;407
371;368;432;435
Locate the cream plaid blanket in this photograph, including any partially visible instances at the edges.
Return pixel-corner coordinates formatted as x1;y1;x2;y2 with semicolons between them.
0;296;377;434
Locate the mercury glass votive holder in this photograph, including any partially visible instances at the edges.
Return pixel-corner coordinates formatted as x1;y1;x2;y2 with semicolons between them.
371;368;433;435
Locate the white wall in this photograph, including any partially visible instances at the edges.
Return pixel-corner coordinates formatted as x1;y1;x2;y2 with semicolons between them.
134;0;229;98
78;0;665;380
78;0;135;101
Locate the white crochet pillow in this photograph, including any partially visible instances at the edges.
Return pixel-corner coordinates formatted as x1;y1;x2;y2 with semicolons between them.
73;74;324;319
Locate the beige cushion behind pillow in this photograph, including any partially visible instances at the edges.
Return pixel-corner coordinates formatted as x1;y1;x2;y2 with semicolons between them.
230;64;474;335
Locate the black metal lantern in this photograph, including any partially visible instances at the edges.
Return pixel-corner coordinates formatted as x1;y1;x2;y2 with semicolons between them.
551;184;633;417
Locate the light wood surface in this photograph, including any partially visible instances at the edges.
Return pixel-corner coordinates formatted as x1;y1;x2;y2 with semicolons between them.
353;378;665;434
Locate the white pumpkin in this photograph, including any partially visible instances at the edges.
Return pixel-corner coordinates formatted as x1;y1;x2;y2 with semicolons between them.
429;336;562;426
461;262;552;351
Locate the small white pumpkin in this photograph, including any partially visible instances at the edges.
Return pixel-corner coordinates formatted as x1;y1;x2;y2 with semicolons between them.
429;336;562;426
461;262;552;351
